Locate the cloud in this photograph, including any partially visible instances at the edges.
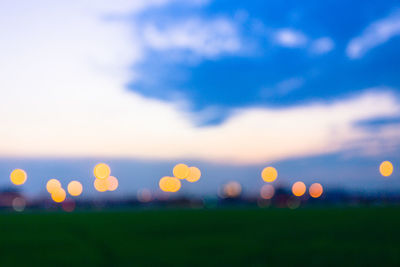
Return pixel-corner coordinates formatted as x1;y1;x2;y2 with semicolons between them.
273;29;334;55
274;29;308;47
261;77;304;97
310;37;334;54
143;17;241;58
0;1;399;165
347;11;400;59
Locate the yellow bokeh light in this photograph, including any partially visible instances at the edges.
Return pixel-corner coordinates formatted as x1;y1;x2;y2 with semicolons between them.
186;166;201;183
380;161;393;177
51;188;66;203
260;184;275;199
94;178;108;192
106;176;119;191
309;183;323;198
46;179;61;194
10;169;27;185
93;163;111;180
67;181;83;196
173;163;190;179
159;176;181;192
261;167;278;182
292;181;306;197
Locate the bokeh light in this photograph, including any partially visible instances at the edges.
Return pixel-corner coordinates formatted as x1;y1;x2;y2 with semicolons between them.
51;188;66;203
94;163;111;180
10;169;27;185
186;166;201;183
62;200;76;212
257;199;271;208
223;181;242;198
67;181;83;196
292;181;306;197
173;163;190;179
46;179;61;194
260;184;275;199
12;197;26;212
261;167;278;182
106;176;119;191
94;178;108;192
287;197;301;209
380;161;393;177
309;183;323;198
137;189;152;203
159;176;181;192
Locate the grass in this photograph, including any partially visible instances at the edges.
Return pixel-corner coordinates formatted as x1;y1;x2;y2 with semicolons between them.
0;207;399;266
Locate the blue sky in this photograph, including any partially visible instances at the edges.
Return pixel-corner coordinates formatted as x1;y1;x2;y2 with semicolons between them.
131;0;400;119
0;0;399;198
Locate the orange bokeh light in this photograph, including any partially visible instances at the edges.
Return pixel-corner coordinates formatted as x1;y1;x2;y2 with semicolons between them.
309;183;323;198
292;181;306;197
51;188;66;203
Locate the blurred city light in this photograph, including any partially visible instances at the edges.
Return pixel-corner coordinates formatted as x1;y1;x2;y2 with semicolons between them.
223;181;242;198
159;176;181;192
186;166;201;183
309;183;323;198
380;161;394;177
257;199;271;208
173;163;190;179
287;197;301;209
51;188;66;203
106;176;119;191
62;200;76;212
292;181;306;197
94;163;111;180
261;167;278;182
12;197;26;212
137;189;152;203
94;178;108;192
10;169;27;185
46;179;62;194
260;184;275;199
67;181;83;196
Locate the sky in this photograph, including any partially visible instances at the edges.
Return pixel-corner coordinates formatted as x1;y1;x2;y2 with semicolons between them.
0;0;399;198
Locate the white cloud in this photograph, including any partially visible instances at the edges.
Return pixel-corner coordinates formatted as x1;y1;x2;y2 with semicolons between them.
274;28;308;47
0;1;398;165
347;11;400;59
310;37;334;54
143;18;241;58
273;29;334;55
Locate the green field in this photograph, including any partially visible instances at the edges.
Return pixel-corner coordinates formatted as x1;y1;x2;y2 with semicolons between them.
1;207;400;266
